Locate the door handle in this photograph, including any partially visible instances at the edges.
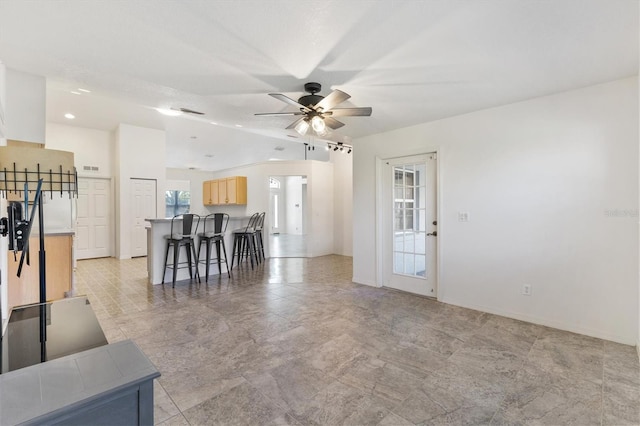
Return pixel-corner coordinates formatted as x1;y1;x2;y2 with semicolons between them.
427;231;437;237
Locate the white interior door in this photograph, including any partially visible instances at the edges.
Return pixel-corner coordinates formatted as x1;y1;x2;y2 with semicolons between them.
76;177;112;260
131;178;156;257
383;154;438;297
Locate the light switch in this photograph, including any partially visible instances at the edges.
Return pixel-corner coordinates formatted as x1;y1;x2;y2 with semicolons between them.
458;211;469;222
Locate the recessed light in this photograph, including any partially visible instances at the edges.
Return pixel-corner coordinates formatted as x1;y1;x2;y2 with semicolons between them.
274;146;285;151
205;154;214;158
210;121;217;125
190;136;197;139
78;88;91;93
64;113;75;119
70;91;82;95
156;108;182;117
235;124;243;128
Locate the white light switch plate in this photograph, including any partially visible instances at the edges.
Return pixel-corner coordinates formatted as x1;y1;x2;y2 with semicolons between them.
458;211;470;222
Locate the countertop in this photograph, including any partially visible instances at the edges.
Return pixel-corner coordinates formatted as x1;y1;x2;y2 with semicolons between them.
146;216;250;223
0;339;160;425
26;230;75;237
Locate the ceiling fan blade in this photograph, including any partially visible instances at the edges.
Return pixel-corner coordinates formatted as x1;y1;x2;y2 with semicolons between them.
269;93;311;112
315;89;350;112
286;117;306;130
324;117;345;130
325;107;372;117
255;112;305;116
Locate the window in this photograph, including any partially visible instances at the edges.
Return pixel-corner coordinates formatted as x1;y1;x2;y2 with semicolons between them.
393;163;427;277
165;190;190;217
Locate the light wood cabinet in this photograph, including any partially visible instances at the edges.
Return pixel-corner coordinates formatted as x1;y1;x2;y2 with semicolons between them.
203;176;247;205
7;234;73;309
203;180;212;205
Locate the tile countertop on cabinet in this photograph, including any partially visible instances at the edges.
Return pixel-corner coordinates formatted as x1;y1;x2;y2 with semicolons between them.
144;216;252;285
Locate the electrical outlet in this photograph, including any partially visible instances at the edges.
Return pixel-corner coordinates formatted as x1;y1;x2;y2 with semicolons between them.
458;211;470;222
522;284;532;296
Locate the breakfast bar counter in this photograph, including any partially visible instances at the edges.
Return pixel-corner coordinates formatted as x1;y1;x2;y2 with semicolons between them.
145;216;251;285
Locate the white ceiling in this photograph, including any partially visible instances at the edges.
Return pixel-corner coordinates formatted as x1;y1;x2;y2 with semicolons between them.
0;0;637;171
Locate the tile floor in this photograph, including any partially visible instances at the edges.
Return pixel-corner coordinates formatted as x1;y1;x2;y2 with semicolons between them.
75;256;640;426
268;234;308;258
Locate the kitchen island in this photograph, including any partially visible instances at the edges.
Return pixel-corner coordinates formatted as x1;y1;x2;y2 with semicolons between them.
145;216;252;285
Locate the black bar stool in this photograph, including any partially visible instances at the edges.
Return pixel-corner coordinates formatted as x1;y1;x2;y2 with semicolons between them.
254;212;266;262
161;214;200;287
231;212;260;270
197;213;231;280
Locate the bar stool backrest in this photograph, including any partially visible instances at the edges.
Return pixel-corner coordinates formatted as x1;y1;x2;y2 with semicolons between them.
202;213;230;236
256;212;266;231
213;213;229;235
244;212;260;233
170;214;199;239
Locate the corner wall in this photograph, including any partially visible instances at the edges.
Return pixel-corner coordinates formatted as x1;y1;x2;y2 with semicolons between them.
353;77;639;345
115;124;166;259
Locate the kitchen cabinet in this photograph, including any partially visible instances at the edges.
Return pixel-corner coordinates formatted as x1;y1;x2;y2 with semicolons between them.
203;176;247;206
203;180;212;205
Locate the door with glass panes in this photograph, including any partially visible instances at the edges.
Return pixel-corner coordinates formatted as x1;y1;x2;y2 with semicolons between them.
383;154;437;296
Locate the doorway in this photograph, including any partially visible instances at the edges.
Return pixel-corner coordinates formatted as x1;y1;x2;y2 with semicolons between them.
130;178;156;258
268;175;308;257
76;177;113;259
381;154;438;297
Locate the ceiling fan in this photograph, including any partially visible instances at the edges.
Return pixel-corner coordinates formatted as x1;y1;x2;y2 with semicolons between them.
255;82;372;136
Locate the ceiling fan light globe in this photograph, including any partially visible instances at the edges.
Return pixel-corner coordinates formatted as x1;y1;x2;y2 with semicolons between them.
295;119;310;135
311;115;326;133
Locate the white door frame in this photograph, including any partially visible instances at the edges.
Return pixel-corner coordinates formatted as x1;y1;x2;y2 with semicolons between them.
375;151;441;299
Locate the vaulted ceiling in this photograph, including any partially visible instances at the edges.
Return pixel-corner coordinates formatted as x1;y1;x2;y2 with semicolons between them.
0;1;637;171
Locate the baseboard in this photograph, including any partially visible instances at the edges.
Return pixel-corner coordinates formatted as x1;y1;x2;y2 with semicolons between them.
439;296;636;346
352;275;379;288
637;340;639;362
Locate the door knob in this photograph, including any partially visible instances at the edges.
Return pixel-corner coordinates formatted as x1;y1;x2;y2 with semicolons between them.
427;231;437;237
432;220;437;226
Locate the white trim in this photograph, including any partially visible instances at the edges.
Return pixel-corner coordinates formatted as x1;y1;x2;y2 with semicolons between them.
352;275;380;287
375;156;384;287
441;296;637;346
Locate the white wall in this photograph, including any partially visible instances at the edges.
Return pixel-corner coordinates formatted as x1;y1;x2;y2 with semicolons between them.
353;77;639;345
285;176;304;235
332;150;353;256
115;124;166;259
0;61;6;144
5;68;45;144
46;123;113;178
